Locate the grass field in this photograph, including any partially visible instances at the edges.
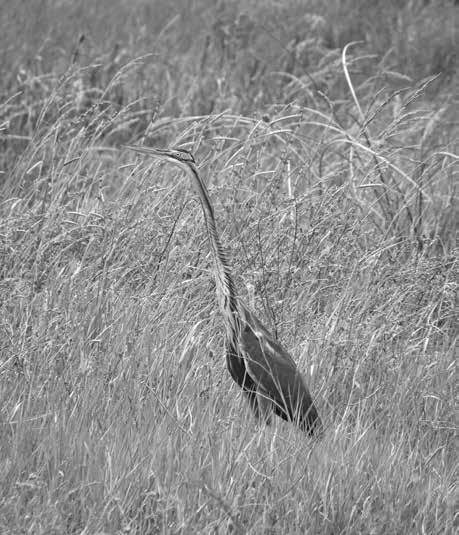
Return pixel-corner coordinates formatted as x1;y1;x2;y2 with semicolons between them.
1;1;458;533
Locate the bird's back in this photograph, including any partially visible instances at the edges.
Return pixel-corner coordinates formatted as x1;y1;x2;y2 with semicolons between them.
236;305;322;434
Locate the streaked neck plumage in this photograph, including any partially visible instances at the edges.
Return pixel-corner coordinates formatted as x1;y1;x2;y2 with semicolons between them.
185;163;239;324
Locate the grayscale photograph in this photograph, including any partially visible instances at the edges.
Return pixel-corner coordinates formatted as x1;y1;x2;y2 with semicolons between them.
1;1;457;533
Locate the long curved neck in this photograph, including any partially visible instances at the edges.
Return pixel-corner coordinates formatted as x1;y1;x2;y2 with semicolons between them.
186;164;239;318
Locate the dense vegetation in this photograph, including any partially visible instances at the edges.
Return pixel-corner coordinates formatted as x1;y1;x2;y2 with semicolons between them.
1;1;457;533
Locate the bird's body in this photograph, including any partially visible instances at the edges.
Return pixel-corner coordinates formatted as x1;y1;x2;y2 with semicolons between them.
225;303;320;432
126;145;321;435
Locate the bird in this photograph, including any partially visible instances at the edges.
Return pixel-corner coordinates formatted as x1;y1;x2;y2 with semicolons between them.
125;145;322;435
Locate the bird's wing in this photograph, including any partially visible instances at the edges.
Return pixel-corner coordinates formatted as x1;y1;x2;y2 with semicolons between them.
239;305;297;366
238;305;313;417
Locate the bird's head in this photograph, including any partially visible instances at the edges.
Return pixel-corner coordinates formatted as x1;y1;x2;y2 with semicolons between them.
125;143;213;214
124;145;196;173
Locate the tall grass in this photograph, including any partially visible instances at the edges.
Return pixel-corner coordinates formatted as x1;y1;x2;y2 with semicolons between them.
1;1;457;533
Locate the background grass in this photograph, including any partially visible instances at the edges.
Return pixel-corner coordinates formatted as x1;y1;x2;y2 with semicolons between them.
0;0;458;533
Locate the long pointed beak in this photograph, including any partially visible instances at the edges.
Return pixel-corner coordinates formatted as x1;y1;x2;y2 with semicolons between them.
123;145;192;174
123;145;167;158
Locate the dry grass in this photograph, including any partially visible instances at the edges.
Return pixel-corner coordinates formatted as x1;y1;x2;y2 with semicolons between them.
1;1;458;533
